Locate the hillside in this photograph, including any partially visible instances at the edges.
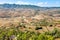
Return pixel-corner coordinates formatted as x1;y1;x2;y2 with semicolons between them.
0;4;60;18
0;4;60;40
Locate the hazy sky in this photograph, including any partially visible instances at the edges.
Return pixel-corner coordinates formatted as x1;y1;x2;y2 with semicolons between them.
0;0;60;7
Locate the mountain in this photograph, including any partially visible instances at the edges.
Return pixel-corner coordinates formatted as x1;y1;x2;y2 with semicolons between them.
0;4;60;10
0;4;41;10
0;4;60;18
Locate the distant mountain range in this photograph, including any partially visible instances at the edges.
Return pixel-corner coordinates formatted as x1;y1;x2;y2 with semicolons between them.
0;4;40;10
0;4;60;10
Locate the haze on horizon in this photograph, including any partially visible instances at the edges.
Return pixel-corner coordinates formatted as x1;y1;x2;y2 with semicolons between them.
0;0;60;7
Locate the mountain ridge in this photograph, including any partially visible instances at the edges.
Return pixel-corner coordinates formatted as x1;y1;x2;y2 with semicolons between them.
0;4;41;10
0;4;60;10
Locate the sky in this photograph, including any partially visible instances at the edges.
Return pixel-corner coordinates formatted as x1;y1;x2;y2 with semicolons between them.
0;0;60;7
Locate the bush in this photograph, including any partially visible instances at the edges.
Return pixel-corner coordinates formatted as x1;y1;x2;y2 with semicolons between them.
35;27;42;30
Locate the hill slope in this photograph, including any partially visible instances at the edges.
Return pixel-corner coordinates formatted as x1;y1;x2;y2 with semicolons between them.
0;4;60;18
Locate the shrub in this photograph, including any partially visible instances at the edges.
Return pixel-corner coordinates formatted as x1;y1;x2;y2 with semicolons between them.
35;27;42;30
